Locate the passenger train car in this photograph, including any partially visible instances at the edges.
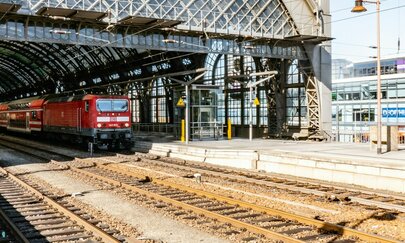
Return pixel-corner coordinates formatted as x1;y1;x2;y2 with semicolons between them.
0;94;133;149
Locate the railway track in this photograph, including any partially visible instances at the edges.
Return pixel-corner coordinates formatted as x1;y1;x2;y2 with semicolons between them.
60;158;404;242
0;167;121;242
0;136;402;242
0;138;140;243
122;152;405;214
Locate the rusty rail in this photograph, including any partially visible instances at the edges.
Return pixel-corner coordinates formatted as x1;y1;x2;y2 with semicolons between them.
0;167;120;243
73;160;400;243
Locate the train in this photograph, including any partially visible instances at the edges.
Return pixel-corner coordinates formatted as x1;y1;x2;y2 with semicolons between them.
0;94;134;150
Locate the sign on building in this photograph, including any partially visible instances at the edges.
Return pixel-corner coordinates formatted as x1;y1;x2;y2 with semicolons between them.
177;97;185;107
382;108;405;118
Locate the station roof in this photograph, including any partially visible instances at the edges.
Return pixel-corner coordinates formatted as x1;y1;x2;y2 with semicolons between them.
0;40;205;102
0;3;324;101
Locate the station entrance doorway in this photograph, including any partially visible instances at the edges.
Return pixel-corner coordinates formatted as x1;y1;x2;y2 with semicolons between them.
190;85;222;140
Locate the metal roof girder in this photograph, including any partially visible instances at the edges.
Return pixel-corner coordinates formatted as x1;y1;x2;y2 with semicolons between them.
4;43;56;82
0;54;42;87
205;0;235;30
0;68;21;92
241;0;270;33
245;1;277;34
18;42;67;77
0;61;36;93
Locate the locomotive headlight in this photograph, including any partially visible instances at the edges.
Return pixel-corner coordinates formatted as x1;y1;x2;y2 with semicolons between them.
124;123;129;127
97;123;102;128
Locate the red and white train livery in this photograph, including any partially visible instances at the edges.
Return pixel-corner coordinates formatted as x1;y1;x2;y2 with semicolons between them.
0;94;133;149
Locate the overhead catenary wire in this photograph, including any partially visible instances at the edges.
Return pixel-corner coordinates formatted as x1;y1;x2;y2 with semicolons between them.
326;3;405;25
329;0;391;14
332;41;398;51
65;22;166;64
329;1;405;60
45;2;405;66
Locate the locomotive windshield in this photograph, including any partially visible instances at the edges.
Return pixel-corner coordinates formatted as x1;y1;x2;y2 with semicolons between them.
96;99;128;112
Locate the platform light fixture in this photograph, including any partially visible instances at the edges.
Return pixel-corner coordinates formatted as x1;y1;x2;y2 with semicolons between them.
49;29;71;34
351;0;367;12
48;16;71;21
162;39;177;44
162;39;209;50
351;0;382;154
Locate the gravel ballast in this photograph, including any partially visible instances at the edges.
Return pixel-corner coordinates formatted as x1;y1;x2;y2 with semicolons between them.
0;146;230;243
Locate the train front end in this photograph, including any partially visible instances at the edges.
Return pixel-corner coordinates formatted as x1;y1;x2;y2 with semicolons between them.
92;96;133;149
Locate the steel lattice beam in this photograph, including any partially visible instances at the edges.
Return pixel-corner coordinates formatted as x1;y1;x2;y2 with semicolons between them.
0;0;331;142
304;71;322;138
17;0;319;38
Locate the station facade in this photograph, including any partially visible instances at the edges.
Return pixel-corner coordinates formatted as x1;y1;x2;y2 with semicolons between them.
0;0;332;142
332;55;405;144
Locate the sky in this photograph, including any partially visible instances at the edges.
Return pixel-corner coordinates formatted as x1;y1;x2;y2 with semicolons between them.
330;0;405;62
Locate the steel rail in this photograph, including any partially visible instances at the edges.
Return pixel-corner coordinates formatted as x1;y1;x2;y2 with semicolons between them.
140;158;405;213
0;135;400;207
0;167;120;243
131;152;405;203
151;155;405;202
0;137;401;242
69;163;304;242
0;138;74;161
98;162;401;243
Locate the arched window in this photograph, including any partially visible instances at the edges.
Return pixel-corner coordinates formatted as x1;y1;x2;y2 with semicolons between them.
286;60;307;126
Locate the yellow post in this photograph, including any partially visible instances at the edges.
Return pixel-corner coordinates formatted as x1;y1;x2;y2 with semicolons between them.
181;119;185;142
227;118;232;140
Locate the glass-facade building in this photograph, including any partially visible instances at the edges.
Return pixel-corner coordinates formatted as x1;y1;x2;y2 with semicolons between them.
131;56;308;139
332;56;405;143
332;59;352;80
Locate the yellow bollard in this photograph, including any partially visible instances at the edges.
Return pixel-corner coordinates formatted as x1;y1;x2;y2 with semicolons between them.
227;118;232;140
181;119;185;142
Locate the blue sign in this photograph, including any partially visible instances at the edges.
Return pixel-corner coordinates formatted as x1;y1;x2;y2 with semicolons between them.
382;108;405;118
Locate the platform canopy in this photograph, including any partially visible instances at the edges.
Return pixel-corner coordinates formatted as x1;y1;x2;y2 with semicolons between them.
118;16;182;28
0;0;329;101
36;7;108;21
0;41;208;101
0;3;21;13
0;0;332;140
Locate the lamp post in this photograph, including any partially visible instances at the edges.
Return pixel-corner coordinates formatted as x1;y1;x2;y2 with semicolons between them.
352;0;382;154
246;71;278;141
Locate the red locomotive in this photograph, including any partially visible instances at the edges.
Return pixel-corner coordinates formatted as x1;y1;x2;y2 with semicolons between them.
0;94;133;150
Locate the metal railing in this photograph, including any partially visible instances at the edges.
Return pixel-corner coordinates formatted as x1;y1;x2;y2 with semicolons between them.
133;123;179;137
332;130;405;145
190;122;223;141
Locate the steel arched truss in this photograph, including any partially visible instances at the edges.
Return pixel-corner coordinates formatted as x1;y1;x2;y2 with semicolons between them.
0;39;207;101
0;0;331;139
18;0;320;38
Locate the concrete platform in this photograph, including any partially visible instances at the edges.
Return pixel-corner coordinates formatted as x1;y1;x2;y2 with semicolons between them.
134;138;405;193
